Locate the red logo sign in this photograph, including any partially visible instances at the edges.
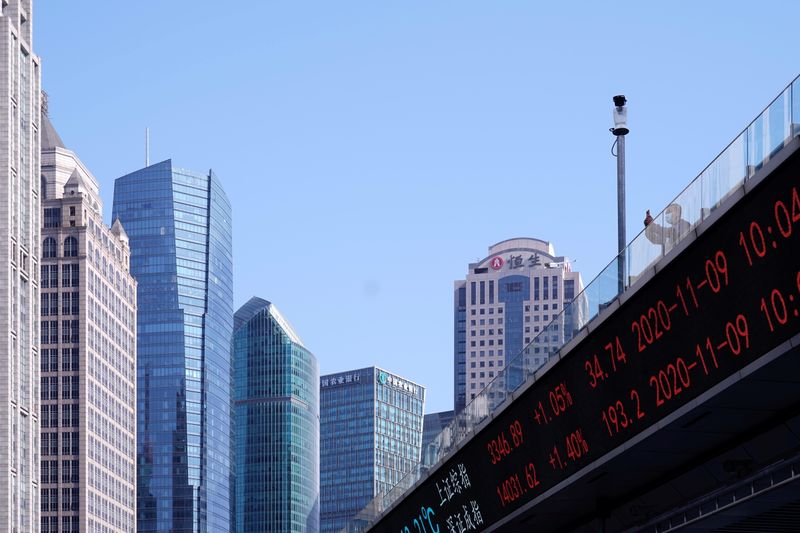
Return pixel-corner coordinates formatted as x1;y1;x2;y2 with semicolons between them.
490;256;505;270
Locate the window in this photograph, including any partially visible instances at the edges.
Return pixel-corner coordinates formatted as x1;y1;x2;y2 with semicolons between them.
62;264;78;287
43;208;61;228
69;206;76;217
61;292;79;316
62;349;78;372
42;237;56;258
64;237;78;257
41;264;57;288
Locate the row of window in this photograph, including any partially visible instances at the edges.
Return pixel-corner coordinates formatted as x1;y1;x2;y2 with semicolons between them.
40;487;79;512
40;320;79;344
42;236;78;258
40;348;80;372
41;515;79;533
40;459;79;484
41;404;80;428
41;432;80;457
41;291;79;316
41;264;79;288
40;376;79;400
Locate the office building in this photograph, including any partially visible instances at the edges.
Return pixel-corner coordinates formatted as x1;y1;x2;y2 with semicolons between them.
0;1;41;530
320;367;424;533
233;297;319;533
39;112;137;532
112;160;234;533
454;238;582;412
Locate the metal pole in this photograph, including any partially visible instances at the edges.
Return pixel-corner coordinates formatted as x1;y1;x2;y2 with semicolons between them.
616;135;626;295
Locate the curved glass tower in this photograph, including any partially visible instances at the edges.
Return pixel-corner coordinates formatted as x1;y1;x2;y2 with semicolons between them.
233;297;319;533
112;160;234;533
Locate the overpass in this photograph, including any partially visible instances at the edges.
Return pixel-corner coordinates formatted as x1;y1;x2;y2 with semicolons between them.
353;76;800;532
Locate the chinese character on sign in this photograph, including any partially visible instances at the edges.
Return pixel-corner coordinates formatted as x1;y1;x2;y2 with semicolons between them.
454;514;466;533
446;516;456;533
462;505;476;530
470;501;483;526
508;254;524;269
436;481;448;507
345;374;352;383
528;253;541;267
338;376;345;384
321;379;329;387
443;476;454;500
449;469;462;494
458;463;471;489
353;374;360;381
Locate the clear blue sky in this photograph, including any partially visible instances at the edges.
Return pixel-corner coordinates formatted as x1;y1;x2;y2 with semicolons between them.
38;1;799;413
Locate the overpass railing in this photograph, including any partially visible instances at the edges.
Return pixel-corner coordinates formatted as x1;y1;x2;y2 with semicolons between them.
345;74;800;531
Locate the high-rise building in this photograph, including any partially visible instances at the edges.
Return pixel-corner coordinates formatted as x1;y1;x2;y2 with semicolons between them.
39;113;137;532
454;238;583;412
0;2;41;530
320;367;425;533
112;160;234;533
233;297;319;533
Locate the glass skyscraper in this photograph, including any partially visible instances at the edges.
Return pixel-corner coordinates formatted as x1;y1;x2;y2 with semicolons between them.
320;367;425;533
233;297;319;533
112;160;234;533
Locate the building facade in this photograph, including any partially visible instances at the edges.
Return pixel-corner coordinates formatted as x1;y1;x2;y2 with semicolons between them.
454;238;582;412
112;160;234;533
0;1;41;530
320;367;425;533
40;115;137;532
233;297;319;533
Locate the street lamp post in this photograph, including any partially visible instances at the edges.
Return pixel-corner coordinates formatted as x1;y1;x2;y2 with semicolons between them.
611;95;629;295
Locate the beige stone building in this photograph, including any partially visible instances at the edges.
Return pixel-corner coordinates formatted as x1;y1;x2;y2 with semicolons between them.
0;1;41;530
40;112;136;532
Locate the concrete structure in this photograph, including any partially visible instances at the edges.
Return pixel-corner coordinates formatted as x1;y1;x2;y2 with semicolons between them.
112;160;234;533
454;238;582;412
0;1;41;530
233;297;319;533
40;114;137;532
320;367;425;533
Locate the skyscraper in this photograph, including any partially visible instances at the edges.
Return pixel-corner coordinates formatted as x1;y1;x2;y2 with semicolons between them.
0;1;41;530
320;367;425;533
40;112;137;532
112;160;234;533
233;297;319;533
454;238;583;412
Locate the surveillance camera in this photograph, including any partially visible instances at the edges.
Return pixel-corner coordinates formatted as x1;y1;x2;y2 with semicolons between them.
613;95;627;108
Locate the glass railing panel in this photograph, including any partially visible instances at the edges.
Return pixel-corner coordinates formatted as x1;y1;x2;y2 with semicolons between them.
767;88;791;158
701;132;746;217
628;212;664;283
793;79;800;137
747;112;766;174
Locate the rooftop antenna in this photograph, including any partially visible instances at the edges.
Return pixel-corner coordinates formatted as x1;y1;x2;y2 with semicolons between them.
145;127;150;166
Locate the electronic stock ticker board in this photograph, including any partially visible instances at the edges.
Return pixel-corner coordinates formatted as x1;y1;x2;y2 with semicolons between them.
373;149;800;533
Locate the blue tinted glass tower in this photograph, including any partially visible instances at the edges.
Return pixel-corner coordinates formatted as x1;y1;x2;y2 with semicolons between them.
112;160;234;533
233;297;319;533
320;367;425;533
